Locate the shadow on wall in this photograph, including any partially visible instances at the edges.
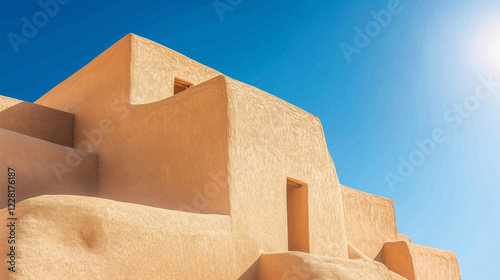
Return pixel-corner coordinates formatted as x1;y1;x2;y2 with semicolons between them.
237;258;259;280
0;101;74;147
0;100;98;209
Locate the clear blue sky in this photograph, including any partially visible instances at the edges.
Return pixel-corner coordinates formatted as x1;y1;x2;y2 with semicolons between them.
1;0;499;278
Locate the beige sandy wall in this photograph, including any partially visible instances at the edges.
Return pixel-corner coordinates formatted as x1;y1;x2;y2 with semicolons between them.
382;241;461;280
130;34;221;104
381;241;415;280
259;248;396;280
0;195;236;280
225;77;348;277
341;185;398;259
0;129;97;209
0;96;74;147
36;35;131;125
36;35;230;214
410;242;461;280
0;96;21;111
97;76;230;214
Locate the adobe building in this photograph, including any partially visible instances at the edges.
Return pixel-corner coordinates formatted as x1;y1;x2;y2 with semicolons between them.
0;34;461;279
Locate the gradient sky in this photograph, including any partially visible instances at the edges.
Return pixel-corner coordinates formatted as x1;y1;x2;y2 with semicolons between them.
1;1;499;278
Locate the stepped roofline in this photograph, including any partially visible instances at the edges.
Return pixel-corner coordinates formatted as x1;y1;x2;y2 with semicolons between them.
37;33;222;106
0;34;461;279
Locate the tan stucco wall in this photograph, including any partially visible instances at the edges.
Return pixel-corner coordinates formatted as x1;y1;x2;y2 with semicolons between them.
410;242;461;280
0;96;21;110
0;96;74;146
130;35;221;104
382;241;461;280
259;245;395;280
0;129;97;209
341;185;398;259
0;195;236;280
225;77;349;276
35;35;230;214
397;234;411;243
382;241;415;280
98;76;230;214
36;35;131;119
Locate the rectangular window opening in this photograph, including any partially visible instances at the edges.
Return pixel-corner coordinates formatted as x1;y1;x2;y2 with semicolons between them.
174;78;193;95
287;178;310;253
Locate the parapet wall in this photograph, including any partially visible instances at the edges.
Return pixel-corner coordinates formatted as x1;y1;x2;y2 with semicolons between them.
130;35;221;104
0;129;97;209
342;185;398;259
382;241;462;280
0;96;73;146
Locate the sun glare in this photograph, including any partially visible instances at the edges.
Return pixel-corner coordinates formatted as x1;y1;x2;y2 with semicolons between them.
471;20;500;74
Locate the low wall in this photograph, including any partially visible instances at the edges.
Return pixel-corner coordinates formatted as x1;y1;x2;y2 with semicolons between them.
382;241;462;280
0;129;97;208
0;96;74;147
342;185;398;259
0;195;236;279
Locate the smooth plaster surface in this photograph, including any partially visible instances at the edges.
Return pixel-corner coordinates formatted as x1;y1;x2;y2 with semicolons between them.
259;244;399;280
382;241;462;280
0;129;97;209
341;185;398;259
36;35;229;214
130;35;221;104
0;195;236;280
0;96;74;146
